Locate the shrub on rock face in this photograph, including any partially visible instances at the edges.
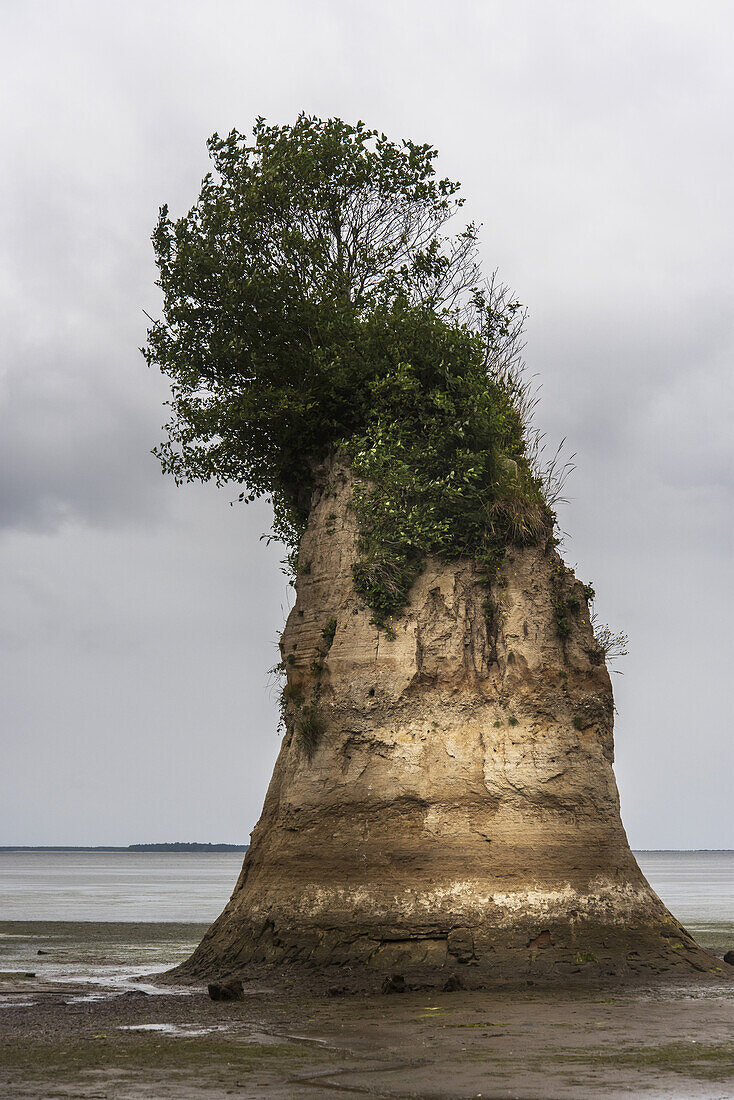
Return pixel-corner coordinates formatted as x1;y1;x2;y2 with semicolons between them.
297;703;325;759
145;115;554;626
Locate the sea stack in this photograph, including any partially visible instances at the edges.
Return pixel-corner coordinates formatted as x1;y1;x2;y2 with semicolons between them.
177;462;719;987
148;117;722;988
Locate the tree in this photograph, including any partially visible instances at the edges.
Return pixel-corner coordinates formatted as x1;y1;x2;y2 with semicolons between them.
144;115;551;622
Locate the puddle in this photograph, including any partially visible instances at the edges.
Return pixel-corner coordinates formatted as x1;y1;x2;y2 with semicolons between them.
52;966;193;999
282;1033;331;1045
64;993;115;1004
117;1023;290;1042
118;1023;226;1037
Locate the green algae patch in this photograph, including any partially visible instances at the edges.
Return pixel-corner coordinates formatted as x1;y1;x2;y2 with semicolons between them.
438;1020;506;1029
0;1034;333;1092
551;1040;734;1083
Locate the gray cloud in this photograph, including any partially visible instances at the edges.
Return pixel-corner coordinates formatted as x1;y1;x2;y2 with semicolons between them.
0;361;169;532
1;0;733;846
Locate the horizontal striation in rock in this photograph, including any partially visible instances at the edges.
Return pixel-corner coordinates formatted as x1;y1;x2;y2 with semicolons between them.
174;463;724;988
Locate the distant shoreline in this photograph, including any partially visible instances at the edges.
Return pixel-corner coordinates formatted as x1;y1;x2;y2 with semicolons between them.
0;844;247;853
0;846;731;854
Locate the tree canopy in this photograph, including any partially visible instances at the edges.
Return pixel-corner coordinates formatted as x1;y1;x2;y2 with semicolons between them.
144;115;553;623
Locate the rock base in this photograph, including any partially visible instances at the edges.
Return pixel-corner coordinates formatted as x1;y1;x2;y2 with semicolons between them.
172;917;725;992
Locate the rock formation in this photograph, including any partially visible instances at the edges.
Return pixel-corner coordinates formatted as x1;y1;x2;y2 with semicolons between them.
178;463;720;987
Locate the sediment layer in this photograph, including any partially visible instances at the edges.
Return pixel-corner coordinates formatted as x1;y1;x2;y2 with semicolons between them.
176;463;722;987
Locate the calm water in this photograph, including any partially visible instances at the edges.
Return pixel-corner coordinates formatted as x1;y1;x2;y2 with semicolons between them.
0;852;245;989
636;851;734;950
0;851;244;922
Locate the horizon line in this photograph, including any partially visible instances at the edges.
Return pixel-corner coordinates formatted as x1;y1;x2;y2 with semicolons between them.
1;845;732;854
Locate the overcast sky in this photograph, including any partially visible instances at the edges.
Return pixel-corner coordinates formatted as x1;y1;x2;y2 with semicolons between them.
1;0;732;848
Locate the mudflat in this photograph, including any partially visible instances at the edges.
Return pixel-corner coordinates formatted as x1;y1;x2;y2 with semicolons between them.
2;923;734;1099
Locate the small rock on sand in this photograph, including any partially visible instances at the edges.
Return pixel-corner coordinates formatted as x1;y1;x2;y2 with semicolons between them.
207;980;244;1001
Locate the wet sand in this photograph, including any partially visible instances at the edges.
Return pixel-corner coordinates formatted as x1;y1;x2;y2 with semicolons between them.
2;922;734;1098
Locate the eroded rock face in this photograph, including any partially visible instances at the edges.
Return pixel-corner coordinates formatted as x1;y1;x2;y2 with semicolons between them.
179;463;720;986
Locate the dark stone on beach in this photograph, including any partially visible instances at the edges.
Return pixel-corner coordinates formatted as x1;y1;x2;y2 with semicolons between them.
723;951;734;965
23;972;36;978
118;989;149;998
381;974;406;994
443;973;465;992
207;979;244;1001
37;949;50;955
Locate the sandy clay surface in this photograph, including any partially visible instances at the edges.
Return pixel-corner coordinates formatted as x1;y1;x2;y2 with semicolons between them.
3;974;734;1098
1;920;733;1098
